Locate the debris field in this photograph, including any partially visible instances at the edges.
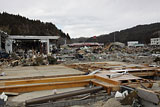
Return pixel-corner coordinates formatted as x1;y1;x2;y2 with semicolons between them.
0;42;160;107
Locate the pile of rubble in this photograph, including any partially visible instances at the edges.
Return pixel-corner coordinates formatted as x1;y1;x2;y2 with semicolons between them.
0;42;160;71
58;44;160;66
0;50;58;76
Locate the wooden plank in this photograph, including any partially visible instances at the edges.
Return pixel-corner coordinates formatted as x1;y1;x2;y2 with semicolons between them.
2;75;94;86
0;73;85;81
123;83;153;88
91;80;119;92
129;72;155;77
95;75;120;85
0;74;122;93
0;81;90;93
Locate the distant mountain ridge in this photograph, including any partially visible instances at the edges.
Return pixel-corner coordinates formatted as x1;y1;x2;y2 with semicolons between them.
0;12;70;39
72;23;160;44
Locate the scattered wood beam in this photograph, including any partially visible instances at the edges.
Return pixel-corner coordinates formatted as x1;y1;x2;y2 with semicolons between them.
1;75;94;86
0;81;90;93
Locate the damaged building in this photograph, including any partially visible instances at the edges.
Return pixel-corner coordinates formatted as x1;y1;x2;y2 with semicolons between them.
0;30;60;54
5;35;60;54
0;33;60;55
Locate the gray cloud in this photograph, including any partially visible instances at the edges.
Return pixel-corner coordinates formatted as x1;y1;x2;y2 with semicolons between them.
0;0;160;38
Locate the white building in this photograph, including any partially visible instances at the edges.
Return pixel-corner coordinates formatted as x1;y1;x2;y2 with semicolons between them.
127;41;138;47
151;37;160;46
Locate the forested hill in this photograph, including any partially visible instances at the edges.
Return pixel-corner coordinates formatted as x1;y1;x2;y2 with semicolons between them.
85;23;160;44
0;12;70;39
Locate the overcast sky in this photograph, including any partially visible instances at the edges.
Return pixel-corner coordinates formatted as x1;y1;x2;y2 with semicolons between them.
0;0;160;38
